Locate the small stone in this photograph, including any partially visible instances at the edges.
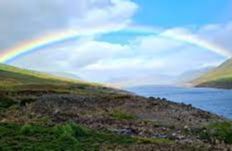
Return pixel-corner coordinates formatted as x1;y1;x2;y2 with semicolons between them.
172;132;177;137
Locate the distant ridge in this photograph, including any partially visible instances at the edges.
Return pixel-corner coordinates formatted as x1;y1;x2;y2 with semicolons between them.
192;58;232;89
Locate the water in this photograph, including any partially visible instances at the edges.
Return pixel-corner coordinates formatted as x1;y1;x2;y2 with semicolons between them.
127;86;232;119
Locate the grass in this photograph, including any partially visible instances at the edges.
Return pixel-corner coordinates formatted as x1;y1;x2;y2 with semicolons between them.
0;122;172;150
200;122;232;144
110;110;137;120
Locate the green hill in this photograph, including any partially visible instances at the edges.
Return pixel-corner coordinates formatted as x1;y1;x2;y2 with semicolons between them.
0;64;122;96
193;58;232;89
0;63;81;85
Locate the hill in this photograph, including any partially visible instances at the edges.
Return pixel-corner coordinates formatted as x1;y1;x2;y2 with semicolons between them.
193;59;232;89
0;63;82;86
0;63;114;95
0;64;231;150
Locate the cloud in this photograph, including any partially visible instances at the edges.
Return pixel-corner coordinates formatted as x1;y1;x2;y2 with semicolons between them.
10;38;130;71
129;22;232;58
197;22;232;54
83;58;164;71
160;23;232;58
11;31;222;85
0;0;138;50
132;35;184;55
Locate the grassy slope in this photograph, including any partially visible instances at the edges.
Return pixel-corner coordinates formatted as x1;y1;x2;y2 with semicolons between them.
0;63;82;85
193;58;232;88
0;64;113;95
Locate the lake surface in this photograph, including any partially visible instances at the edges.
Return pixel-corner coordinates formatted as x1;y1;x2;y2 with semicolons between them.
127;86;232;119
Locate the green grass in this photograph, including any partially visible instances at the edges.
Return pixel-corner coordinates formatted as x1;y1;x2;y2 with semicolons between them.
200;122;232;144
110;110;137;120
0;122;172;150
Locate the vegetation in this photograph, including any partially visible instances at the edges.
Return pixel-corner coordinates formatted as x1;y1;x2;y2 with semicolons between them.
193;58;232;89
0;122;172;150
201;122;232;144
110;110;137;120
0;63;79;84
0;96;17;110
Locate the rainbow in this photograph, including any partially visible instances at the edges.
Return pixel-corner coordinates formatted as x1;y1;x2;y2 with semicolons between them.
161;30;232;58
0;30;80;63
0;29;231;63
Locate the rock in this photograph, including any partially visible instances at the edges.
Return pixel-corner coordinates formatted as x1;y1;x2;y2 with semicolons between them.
172;132;177;137
153;133;168;138
184;125;189;130
111;128;135;136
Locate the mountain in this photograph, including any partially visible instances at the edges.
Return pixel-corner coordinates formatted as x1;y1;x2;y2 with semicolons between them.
107;74;177;88
177;67;214;85
0;63;230;150
193;58;232;89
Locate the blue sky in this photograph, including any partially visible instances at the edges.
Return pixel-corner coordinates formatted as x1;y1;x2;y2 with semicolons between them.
134;0;232;27
0;0;232;87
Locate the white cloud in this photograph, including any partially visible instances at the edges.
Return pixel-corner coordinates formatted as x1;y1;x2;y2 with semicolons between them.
160;23;232;57
0;0;138;50
11;32;216;85
128;22;232;58
132;35;184;54
83;58;164;71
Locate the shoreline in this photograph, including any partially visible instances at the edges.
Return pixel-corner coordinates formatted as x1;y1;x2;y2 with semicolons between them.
1;86;231;150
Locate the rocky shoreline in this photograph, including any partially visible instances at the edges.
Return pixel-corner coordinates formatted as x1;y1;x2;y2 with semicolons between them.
1;86;232;150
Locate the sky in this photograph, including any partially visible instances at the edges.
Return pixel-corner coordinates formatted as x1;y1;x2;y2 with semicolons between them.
0;0;232;87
